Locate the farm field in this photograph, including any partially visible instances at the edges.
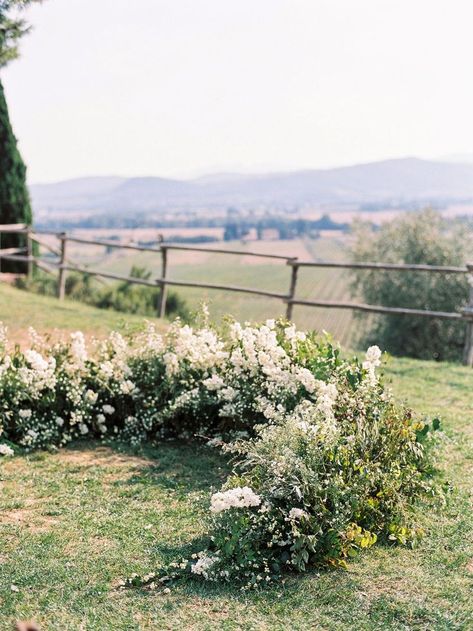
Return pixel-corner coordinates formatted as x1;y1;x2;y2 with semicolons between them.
0;353;472;630
48;234;363;348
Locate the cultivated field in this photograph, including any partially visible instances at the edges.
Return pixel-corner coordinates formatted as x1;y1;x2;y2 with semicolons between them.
46;234;363;348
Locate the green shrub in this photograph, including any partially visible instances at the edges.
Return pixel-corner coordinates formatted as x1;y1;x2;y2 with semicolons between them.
14;265;190;321
351;209;471;361
0;319;441;585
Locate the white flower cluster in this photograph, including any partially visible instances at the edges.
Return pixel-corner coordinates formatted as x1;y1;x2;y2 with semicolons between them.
210;486;261;513
288;507;308;520
0;443;14;457
190;552;219;578
362;345;382;385
0;319;382;454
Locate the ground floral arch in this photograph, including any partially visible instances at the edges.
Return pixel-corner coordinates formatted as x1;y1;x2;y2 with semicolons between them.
0;319;439;587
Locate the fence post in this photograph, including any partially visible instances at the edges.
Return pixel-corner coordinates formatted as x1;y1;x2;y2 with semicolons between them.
157;246;168;318
462;263;473;367
285;260;299;320
26;226;33;279
57;233;67;300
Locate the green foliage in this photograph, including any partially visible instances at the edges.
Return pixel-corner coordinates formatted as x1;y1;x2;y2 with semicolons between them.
15;266;190;321
351;209;471;361
0;79;32;273
176;340;439;587
0;1;42;68
0;1;41;271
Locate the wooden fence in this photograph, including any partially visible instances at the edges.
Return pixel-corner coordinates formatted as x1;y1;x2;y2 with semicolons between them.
1;223;473;365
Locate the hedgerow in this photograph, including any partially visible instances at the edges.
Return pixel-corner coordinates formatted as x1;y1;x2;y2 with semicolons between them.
0;318;441;586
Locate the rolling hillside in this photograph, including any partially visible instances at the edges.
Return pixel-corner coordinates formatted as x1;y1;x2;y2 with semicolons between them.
30;158;473;216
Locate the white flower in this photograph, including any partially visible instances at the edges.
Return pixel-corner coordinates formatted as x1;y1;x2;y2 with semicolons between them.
296;367;316;393
102;405;115;415
203;374;225;391
288;507;308;520
0;322;7;345
85;389;98;404
24;349;49;372
210;486;261;513
55;416;65;427
163;352;179;377
0;444;14;457
18;409;32;420
220;386;237;402
79;423;89;435
99;361;114;378
191;553;218;578
120;380;136;395
363;345;382;385
284;325;297;340
365;345;382;366
70;331;88;367
207;436;224;448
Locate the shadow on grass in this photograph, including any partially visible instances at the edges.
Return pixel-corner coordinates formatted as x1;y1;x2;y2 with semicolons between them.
120;445;229;493
43;441;412;607
61;439;231;493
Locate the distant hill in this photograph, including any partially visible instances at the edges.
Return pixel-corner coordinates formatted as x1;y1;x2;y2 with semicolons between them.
30;158;473;217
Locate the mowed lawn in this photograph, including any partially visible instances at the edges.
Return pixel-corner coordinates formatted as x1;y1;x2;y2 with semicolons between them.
0;283;163;344
0;286;472;629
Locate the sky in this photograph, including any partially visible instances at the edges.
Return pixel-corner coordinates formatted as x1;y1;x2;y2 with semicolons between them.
2;0;473;183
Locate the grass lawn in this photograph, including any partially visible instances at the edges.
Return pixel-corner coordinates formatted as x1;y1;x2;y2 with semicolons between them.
0;283;163;344
0;283;471;628
0;355;472;630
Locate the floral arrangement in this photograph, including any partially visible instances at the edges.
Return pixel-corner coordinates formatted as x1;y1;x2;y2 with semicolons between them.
0;318;441;586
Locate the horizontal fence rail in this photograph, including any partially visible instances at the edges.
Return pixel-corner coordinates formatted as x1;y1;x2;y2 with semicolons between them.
286;298;464;320
288;259;469;274
62;235;164;254
161;243;297;261
155;276;289;299
0;224;472;365
0;223;28;233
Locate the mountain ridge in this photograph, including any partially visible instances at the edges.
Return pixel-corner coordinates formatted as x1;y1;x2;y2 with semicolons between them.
30;157;473;216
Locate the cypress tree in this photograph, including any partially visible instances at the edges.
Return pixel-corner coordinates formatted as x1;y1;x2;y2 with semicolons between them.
0;77;32;272
0;0;42;273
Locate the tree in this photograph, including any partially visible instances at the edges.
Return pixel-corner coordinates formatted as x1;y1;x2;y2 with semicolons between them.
0;0;41;272
351;209;471;362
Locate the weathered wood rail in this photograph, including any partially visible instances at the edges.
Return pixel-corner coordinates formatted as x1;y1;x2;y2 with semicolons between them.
1;223;473;365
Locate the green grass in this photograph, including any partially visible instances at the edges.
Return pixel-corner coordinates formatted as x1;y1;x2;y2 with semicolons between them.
0;283;163;343
1;356;472;630
0;278;471;628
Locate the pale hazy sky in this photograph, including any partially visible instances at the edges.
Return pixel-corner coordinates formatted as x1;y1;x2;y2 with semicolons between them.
2;0;473;183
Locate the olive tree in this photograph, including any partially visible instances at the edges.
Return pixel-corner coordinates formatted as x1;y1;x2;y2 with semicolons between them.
351;209;471;361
